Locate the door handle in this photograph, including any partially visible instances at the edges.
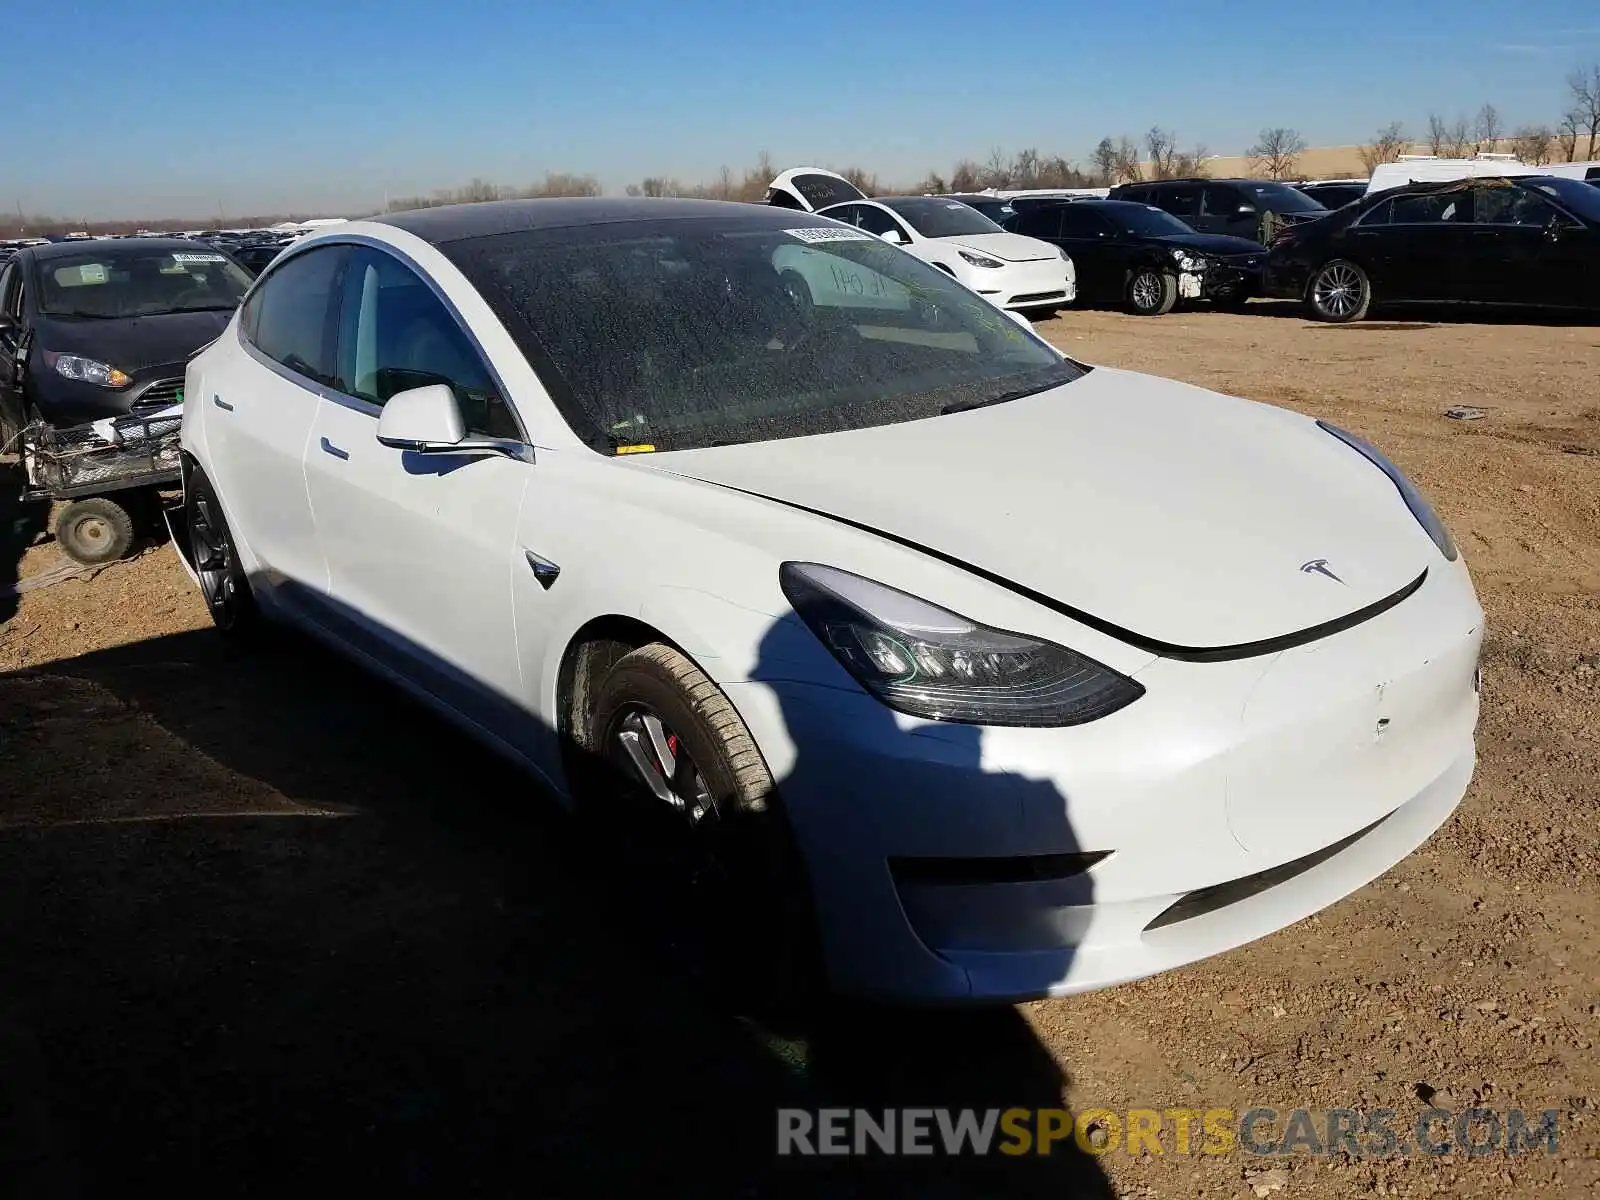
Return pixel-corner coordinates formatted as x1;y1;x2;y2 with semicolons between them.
319;436;349;461
212;395;233;411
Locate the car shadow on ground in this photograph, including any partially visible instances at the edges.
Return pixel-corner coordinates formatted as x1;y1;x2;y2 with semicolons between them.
1234;298;1600;327
0;622;1114;1198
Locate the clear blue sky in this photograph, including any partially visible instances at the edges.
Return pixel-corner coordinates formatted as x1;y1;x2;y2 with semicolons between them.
15;0;1600;219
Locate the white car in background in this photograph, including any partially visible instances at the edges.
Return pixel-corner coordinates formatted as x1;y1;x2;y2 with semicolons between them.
177;197;1483;1005
766;167;1075;314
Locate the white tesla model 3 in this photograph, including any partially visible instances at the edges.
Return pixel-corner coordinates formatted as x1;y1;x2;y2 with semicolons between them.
177;198;1483;1004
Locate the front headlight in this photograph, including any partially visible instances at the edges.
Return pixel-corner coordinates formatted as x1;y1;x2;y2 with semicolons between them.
1170;249;1206;272
778;562;1145;727
958;250;1005;269
45;352;132;388
1318;421;1457;561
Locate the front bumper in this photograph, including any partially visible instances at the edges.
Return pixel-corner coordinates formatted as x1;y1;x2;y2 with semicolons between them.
1202;258;1264;299
1263;255;1314;300
726;557;1483;1003
971;259;1077;310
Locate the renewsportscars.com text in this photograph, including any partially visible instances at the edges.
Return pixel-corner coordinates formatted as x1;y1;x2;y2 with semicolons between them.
776;1106;1562;1159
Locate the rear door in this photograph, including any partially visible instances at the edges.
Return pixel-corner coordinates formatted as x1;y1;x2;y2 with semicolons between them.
0;262;23;434
765;167;869;212
1347;191;1469;301
304;244;534;747
208;243;345;595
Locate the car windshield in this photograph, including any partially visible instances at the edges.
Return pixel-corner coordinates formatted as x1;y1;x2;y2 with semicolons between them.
37;249;251;318
881;197;1005;238
1527;176;1600;221
1239;182;1327;213
447;216;1083;454
1110;205;1196;237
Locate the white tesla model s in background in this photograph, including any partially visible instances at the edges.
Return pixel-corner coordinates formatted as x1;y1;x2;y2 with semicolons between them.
178;197;1483;1004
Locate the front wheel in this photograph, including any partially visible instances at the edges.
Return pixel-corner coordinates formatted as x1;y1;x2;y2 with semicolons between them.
185;468;259;637
1307;259;1371;323
1127;268;1178;316
581;642;821;1009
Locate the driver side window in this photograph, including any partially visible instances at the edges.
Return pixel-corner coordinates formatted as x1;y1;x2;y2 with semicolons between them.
333;248;520;441
853;206;908;239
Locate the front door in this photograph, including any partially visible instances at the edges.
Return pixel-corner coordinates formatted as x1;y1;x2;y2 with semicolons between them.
1467;185;1587;308
303;245;534;749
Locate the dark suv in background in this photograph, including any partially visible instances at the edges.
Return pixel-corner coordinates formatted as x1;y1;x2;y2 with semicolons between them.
1110;178;1329;243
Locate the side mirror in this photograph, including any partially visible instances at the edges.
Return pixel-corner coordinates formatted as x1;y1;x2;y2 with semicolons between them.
376;383;533;463
878;228;905;245
376;383;464;449
1237;203;1258;215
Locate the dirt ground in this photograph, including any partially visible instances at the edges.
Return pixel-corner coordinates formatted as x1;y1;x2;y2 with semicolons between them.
1;300;1596;1197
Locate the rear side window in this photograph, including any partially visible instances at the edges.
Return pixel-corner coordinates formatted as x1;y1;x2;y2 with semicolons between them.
1016;208;1064;238
1367;191;1468;225
244;246;345;385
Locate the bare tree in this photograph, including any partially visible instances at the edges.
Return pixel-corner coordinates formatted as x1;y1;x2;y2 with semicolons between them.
981;146;1013;189
1248;127;1307;179
1358;122;1410;171
1012;147;1041;189
949;159;981;191
1111;136;1143;183
1510;124;1555;165
836;165;881;195
1145;127;1178;178
1568;63;1600;159
918;170;948;194
1557;110;1582;161
1474;103;1503;153
1090;136;1119;184
1426;113;1449;156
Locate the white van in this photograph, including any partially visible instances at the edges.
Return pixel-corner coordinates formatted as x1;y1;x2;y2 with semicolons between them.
1364;154;1540;195
1540;161;1600;184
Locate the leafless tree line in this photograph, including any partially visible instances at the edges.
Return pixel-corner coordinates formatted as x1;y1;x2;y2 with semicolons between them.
385;172;602;212
1354;65;1600;172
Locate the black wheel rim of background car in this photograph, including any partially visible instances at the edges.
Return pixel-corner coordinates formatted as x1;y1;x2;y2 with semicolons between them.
1313;263;1366;319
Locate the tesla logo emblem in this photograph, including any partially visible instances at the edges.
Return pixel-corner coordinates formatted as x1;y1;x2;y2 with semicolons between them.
1300;558;1345;584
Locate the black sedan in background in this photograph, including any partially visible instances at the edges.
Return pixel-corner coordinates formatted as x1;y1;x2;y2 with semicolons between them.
0;238;252;439
1264;175;1600;322
1008;199;1267;314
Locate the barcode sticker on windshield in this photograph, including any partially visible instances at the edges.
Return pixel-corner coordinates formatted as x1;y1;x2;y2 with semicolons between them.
784;227;874;243
172;252;227;263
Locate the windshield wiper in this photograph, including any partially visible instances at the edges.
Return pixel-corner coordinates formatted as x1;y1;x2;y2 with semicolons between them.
163;303;238;313
941;382;1057;416
44;310;117;319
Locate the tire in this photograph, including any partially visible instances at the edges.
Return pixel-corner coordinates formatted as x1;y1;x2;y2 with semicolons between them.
1127;268;1178;316
1307;259;1371;323
54;497;135;565
184;468;260;637
580;642;821;1009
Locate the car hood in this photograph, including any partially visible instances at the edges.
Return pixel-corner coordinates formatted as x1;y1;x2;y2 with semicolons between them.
1153;232;1268;257
939;231;1058;263
36;309;234;373
651;368;1436;652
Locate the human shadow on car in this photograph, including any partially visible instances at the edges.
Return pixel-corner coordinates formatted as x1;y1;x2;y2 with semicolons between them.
0;609;1113;1198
